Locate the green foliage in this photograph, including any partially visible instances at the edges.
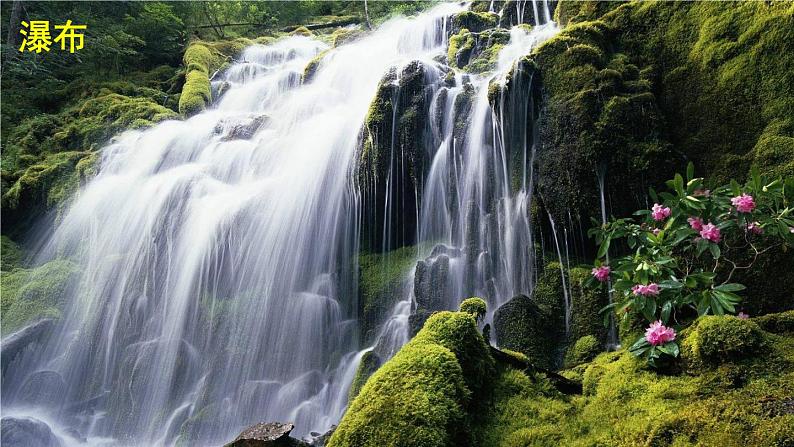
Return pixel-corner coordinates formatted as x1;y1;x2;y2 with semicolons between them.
1;259;80;334
459;297;487;321
588;166;794;366
452;11;499;33
329;311;494;447
564;335;602;367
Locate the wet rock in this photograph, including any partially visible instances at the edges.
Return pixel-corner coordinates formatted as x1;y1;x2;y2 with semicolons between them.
306;425;335;446
214;115;270;141
224;422;309;447
1;318;55;375
1;416;63;447
17;370;66;406
494;294;561;369
429;244;461;258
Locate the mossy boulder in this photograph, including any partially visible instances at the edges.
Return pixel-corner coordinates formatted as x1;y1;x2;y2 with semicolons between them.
564;335;602;367
1;259;80;334
451;11;499;34
681;315;765;368
460;297;487;321
493;294;559;370
179;39;251;115
329;311;495;447
1;236;23;272
447;28;510;73
753;310;794;335
348;350;382;402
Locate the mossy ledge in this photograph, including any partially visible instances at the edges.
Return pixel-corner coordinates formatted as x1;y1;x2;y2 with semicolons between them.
336;311;794;446
178;39;252;115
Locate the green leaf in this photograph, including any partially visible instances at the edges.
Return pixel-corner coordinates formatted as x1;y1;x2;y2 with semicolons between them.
708;243;721;259
649;187;659;203
629;336;650;354
714;283;746;292
674;174;685;197
659;280;684;289
658;341;680;357
597;238;611;259
686;162;695;182
660;301;672;323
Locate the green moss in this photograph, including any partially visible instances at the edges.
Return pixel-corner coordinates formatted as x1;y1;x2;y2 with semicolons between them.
178;40;250;115
348;350;382;402
290;26;313;37
447;29;476;69
358;245;417;343
330;310;494;447
564;335;602;367
1;236;24;272
753;310;794;335
681;315;765;368
459;297;487;321
302;49;330;83
452;11;498;33
0;259;80;334
568;266;610;344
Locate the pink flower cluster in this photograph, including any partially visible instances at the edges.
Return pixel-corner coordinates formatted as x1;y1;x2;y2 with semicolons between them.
687;216;703;231
651;203;672;221
731;194;756;213
591;266;611;282
737;312;749;320
746;222;763;235
645;321;676;346
700;223;721;243
632;283;660;296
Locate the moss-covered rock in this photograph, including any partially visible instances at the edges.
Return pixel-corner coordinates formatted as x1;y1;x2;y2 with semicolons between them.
1;259;80;334
358;61;433;252
493;294;560;370
348;350;382;402
178;39;251;115
753;310;794;335
564;335;602;367
474;318;794;446
681;315;765;368
460;297;487;321
451;11;499;34
329;311;494;447
447;28;510;73
1;236;24;272
358;245;417;344
302;49;330;83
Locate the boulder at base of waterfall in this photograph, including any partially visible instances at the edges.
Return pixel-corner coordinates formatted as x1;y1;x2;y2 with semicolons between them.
493;294;561;370
224;422;310;447
1;417;63;447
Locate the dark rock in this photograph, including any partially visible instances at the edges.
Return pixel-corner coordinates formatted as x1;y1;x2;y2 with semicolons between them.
1;318;55;375
494;294;561;369
214;115;270;141
429;244;461;258
306;425;335;446
225;422;310;447
17;370;66;406
1;416;63;447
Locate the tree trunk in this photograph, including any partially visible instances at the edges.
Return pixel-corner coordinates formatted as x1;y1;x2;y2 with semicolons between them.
363;0;372;30
7;0;24;49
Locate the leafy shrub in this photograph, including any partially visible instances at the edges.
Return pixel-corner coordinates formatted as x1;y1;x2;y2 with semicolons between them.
587;164;794;366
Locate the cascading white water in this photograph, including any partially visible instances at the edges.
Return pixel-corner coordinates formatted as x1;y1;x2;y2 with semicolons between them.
1;4;467;446
370;3;559;359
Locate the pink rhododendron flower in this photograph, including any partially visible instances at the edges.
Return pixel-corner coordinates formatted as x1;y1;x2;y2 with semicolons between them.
651;203;672;221
591;266;611;282
632;283;660;296
645;321;676;346
789;227;794;234
737;312;749;320
688;217;704;231
653;228;661;236
746;222;763;235
700;223;721;243
731;194;756;213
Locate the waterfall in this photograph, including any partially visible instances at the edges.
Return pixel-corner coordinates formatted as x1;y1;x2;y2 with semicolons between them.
2;4;467;446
